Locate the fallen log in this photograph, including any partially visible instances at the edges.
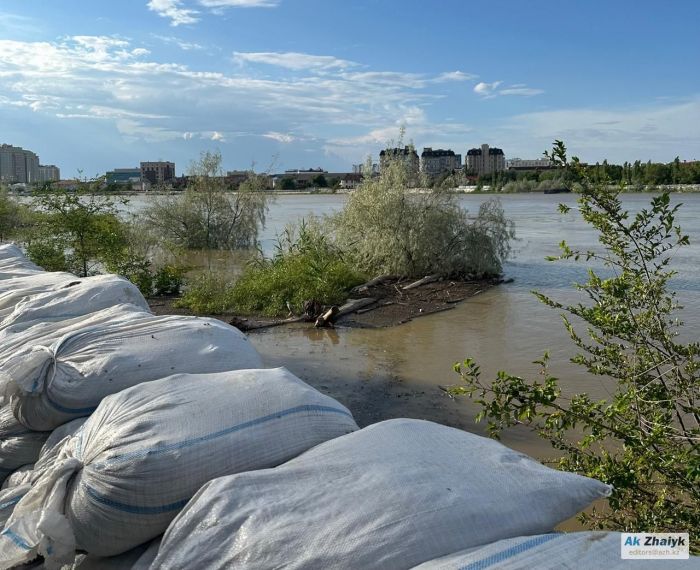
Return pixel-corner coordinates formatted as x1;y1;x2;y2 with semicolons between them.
350;275;397;294
402;274;440;291
337;297;377;317
357;301;393;315
315;306;339;328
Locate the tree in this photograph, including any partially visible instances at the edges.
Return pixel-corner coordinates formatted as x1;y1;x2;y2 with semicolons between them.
453;141;699;544
142;151;269;250
0;188;27;242
312;174;328;188
333;148;515;278
24;185;132;277
280;177;296;190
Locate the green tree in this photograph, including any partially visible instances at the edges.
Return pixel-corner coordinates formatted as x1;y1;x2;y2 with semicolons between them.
312;174;328;188
0;188;27;242
453;142;699;543
142;151;269;250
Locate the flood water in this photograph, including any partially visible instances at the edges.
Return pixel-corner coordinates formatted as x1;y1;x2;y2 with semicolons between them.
128;192;700;458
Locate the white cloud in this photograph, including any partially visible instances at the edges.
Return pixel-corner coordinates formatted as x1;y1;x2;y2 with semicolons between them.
183;132;194;139
474;80;543;98
210;131;226;141
233;51;356;71
147;0;199;26
433;71;478;83
153;34;204;50
262;131;295;143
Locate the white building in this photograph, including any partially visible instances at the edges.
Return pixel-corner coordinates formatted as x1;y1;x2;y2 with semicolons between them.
38;164;61;183
506;158;553;170
0;144;40;184
465;144;505;176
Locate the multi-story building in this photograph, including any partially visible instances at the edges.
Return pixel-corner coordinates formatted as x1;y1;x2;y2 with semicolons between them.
379;146;419;174
352;163;379;176
140;161;175;185
420;148;462;177
0;144;40;184
465;144;505;176
506;158;553;170
106;168;142;187
37;164;61;183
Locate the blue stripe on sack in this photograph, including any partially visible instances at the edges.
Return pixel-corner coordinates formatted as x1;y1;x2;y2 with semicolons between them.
1;529;31;551
97;404;353;466
83;404;353;515
84;485;191;515
45;388;97;415
458;534;561;570
0;494;25;510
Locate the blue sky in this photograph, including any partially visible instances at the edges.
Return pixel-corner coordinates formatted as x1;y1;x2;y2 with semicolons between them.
1;0;699;177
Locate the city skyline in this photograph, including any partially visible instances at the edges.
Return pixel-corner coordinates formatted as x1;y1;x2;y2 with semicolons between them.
1;0;699;178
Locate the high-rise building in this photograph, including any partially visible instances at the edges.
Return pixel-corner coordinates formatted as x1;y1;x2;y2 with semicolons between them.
379;146;419;173
465;144;505;176
38;164;61;183
140;161;175;185
352;163;379;175
420;148;462;177
0;144;40;184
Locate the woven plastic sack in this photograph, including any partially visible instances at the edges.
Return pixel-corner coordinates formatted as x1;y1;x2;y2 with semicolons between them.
0;273;77;316
0;274;149;332
0;408;48;484
1;465;34;492
38;419;87;463
4;314;263;430
0;257;43;280
0;368;358;566
410;531;698;569
153;418;612;570
0;244;26;262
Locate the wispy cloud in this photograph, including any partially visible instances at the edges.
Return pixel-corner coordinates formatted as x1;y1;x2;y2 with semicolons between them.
153;34;204;50
433;71;478;83
147;0;199;26
233;51;356;71
474;80;543;98
262;131;295;143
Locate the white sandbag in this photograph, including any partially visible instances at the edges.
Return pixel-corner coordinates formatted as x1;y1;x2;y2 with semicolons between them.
410;531;698;569
0;244;26;262
0;274;148;329
0;368;358;566
4;313;262;431
0;273;77;315
1;465;34;491
73;538;160;570
0;305;151;406
0;484;29;527
0;408;49;483
153;419;612;570
38;419;87;463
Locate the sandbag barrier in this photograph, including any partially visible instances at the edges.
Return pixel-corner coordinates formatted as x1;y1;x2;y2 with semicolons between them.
0;244;695;569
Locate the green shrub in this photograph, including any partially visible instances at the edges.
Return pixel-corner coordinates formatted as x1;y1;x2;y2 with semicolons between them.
230;221;365;317
175;272;236;315
153;264;186;296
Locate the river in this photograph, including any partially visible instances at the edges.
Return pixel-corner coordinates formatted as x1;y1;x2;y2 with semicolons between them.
128;192;700;458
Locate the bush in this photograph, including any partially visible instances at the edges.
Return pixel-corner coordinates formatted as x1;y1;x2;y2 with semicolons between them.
153;264;186;296
230;221;365;317
453;142;700;543
333;153;515;278
0;188;29;241
175;272;236;315
143;151;269;250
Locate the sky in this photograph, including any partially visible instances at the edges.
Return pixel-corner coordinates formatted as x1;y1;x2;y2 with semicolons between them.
1;0;699;178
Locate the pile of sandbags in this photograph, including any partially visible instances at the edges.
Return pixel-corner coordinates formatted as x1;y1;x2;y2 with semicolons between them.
3;313;263;430
0;368;358;567
410;531;697;569
0;272;77;316
152;419;612;569
0;245;43;280
0;408;48;486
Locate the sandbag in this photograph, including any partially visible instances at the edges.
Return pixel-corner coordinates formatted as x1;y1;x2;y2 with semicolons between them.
0;244;26;262
153;419;612;570
4;314;263;430
73;538;160;570
38;418;87;463
410;531;698;569
0;408;49;483
0;368;358;566
0;273;77;315
0;484;29;527
0;274;149;330
0;304;151;404
1;465;34;491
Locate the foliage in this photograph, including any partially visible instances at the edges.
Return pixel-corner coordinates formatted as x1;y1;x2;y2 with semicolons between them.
153;264;186;296
24;186;134;278
174;271;236;315
453;142;700;542
230;220;366;317
333;151;515;278
0;188;29;241
142;151;269;250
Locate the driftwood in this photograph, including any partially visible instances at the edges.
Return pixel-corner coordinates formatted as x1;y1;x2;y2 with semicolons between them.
337;297;377;317
315;306;339;328
402;274;440;291
350;275;397;294
357;301;393;315
230;315;305;332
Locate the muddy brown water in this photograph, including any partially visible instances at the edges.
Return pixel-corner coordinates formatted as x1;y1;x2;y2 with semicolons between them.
127;192;700;462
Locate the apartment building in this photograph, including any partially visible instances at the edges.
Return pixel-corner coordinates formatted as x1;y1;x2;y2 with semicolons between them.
0;144;40;184
38;164;61;183
140;161;176;185
420;148;462;177
465;144;506;176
